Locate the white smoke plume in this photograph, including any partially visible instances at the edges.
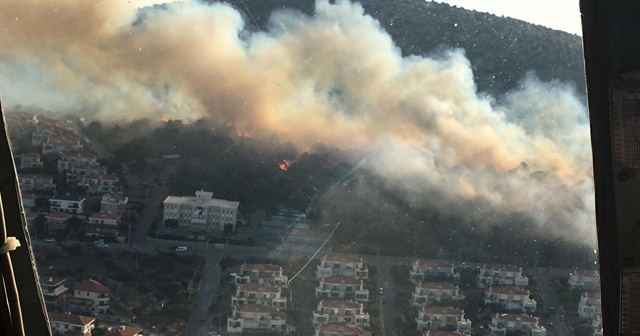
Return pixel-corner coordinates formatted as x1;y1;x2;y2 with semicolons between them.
0;0;595;243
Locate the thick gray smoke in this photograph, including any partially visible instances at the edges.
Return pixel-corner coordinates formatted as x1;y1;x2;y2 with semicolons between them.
0;0;595;243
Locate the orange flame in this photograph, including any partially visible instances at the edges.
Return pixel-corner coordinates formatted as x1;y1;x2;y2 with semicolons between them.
236;131;253;138
160;115;170;122
278;159;291;171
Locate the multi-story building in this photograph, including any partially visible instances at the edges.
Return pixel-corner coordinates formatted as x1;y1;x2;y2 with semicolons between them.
48;312;95;336
69;279;110;315
578;292;602;319
163;191;239;231
67;164;107;184
18;174;56;193
231;283;287;309
227;304;287;333
424;331;470;336
20;153;43;170
415;306;472;333
315;324;372;336
42;135;83;155
410;259;457;283
50;195;85;214
316;276;369;302
484;287;537;313
79;174;122;195
100;193;129;215
86;212;121;238
46;212;71;232
57;151;99;173
234;264;289;287
21;192;36;209
477;264;529;288
40;277;68;308
313;300;370;327
316;254;369;280
489;313;546;336
104;325;143;336
569;269;600;290
412;282;464;306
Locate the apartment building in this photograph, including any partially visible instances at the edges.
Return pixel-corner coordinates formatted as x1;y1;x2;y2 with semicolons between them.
48;312;95;336
46;212;71;232
101;193;129;215
234;263;289;287
313;300;370;327
104;325;143;336
40;277;68;308
20;153;43;170
424;331;470;336
484;287;537;313
79;174;122;194
227;304;287;333
50;195;85;214
69;279;110;315
415;306;472;333
230;283;287;309
578;292;602;319
477;264;529;288
316;254;369;280
410;259;457;283
86;212;121;238
163;190;239;231
569;269;600;290
315;324;373;336
67;164;107;184
43;135;83;154
21;192;36;209
412;282;464;306
316;276;370;302
18;174;56;193
57;151;100;173
489;313;546;336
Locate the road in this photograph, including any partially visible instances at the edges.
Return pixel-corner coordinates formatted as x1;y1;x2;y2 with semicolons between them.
132;184;168;244
535;268;572;336
376;257;397;336
186;249;223;336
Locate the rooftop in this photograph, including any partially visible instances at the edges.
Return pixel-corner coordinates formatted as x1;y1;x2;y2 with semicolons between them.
241;263;282;272
482;263;521;272
417;282;458;290
104;325;143;336
74;279;109;294
420;306;464;315
571;269;600;277
89;212;122;221
415;259;454;268
19;173;52;180
322;254;362;263
234;304;285;317
48;312;95;326
487;286;529;295
84;174;118;181
494;313;538;323
102;193;128;203
40;276;66;287
318;300;362;309
321;276;362;285
582;292;602;300
164;195;239;209
237;283;280;293
21;153;40;158
51;194;84;202
316;323;371;335
47;212;71;219
61;151;99;159
426;331;470;336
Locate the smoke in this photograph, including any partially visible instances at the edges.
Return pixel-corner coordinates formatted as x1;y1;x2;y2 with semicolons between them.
0;0;595;243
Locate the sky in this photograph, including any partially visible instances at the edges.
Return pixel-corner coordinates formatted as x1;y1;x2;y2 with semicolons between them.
435;0;582;35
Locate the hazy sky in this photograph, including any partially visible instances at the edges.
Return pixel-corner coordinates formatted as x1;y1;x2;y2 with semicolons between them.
435;0;582;35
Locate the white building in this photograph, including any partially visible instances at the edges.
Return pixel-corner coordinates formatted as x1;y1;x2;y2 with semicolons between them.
410;259;458;283
489;313;546;336
569;269;600;290
163;191;239;231
313;300;370;327
234;264;289;287
20;153;43;170
18;174;56;193
477;264;529;288
315;324;372;336
578;292;602;319
48;312;95;336
485;286;537;313
50;195;85;214
69;279;110;315
42;135;83;154
57;151;99;173
412;282;464;306
316;254;369;280
100;193;128;215
86;212;121;238
415;306;472;333
79;174;122;195
230;283;287;309
316;276;369;302
227;304;287;333
67;164;107;184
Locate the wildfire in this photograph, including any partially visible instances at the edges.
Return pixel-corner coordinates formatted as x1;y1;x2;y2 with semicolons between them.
278;159;291;171
236;131;253;138
160;115;170;122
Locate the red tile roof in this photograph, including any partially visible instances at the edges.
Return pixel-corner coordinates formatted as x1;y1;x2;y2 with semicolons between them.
85;174;118;181
420;306;464;315
241;263;282;272
47;212;71;219
316;323;371;335
494;313;538;323
321;276;362;285
319;300;362;309
74;279;109;294
417;282;458;290
415;259;454;268
487;286;529;295
48;312;95;326
237;283;280;293
482;264;521;272
323;254;362;263
582;292;601;300
104;325;143;336
19;174;52;180
89;212;121;220
426;331;469;336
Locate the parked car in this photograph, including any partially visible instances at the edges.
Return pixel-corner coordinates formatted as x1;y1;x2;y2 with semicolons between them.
175;246;188;252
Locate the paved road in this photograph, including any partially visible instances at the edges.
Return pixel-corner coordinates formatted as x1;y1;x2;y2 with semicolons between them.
535;268;573;336
186;250;223;336
132;184;168;244
376;257;397;336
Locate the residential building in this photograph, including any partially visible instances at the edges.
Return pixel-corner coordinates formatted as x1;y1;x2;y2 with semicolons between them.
48;312;95;336
46;212;71;232
315;324;373;336
230;283;287;309
86;212;121;238
316;276;369;302
104;325;143;336
484;287;537;313
592;315;603;336
31;124;65;146
569;269;600;290
163;190;239;231
489;313;546;336
40;277;68;308
69;279;110;315
100;193;129;215
477;264;529;288
18;174;56;193
233;263;289;287
50;195;85;214
24;211;38;226
79;174;122;194
227;304;287;333
412;282;464;306
410;259;457;283
424;331;470;336
43;135;83;155
67;164;107;184
20;153;43;170
578;292;602;319
313;300;370;326
316;254;369;280
415;306;472;332
21;192;36;209
57;151;99;173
